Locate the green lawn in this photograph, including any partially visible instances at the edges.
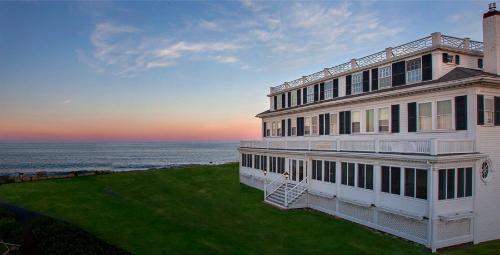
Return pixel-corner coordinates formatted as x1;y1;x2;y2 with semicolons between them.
0;163;498;255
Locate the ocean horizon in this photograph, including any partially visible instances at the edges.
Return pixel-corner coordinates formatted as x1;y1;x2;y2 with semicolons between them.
0;141;239;174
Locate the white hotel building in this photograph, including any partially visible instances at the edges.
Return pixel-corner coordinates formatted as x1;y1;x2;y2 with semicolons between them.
239;4;500;252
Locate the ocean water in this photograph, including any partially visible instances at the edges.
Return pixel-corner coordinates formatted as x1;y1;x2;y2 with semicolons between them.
0;142;239;174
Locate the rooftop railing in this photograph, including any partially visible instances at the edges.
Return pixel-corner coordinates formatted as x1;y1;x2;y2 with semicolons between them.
270;33;484;94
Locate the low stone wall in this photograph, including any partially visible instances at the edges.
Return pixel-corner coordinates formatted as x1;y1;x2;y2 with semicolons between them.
0;170;113;185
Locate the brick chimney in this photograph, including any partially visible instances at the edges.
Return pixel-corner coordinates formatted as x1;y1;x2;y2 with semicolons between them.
484;3;500;74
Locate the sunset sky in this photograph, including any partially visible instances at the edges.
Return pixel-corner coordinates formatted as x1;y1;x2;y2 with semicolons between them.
0;0;489;142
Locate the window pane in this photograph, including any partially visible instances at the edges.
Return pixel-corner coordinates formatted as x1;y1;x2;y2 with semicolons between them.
447;169;455;199
437;100;452;129
404;168;415;197
418;102;432;131
329;162;336;183
378;66;392;89
324;161;330;182
341;162;347;185
325;80;333;99
317;160;323;180
312;160;316;180
457;168;465;198
352;111;361;133
348;163;355;186
358;164;365;188
379;108;389;132
312;116;319;135
466;167;473;197
366;109;374;132
391;167;401;195
485;98;494;124
352;73;363;94
438;169;446;200
366;165;374;190
416;169;428;199
330;113;337;135
406;58;422;83
381;166;390;193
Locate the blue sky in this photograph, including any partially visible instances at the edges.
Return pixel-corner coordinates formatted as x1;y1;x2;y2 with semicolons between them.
0;0;491;141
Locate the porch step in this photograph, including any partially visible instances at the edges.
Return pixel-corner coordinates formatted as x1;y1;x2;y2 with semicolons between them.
265;183;306;209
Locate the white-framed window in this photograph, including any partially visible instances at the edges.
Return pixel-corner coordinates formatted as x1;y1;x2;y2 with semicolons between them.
272;121;277;136
304;117;311;136
366;109;374;132
406;58;422;83
378;66;392;89
276;95;282;109
352;73;363;94
307;86;314;103
312;116;319;135
378;107;390;132
330;113;337;135
291;118;297;136
277;120;282;136
352;111;361;133
437;100;452;129
438;168;473;200
291;91;297;107
418;102;432;131
404;168;428;200
485;97;494;125
325;80;333;99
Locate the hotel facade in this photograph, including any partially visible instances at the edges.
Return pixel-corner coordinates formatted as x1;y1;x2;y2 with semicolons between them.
239;4;500;252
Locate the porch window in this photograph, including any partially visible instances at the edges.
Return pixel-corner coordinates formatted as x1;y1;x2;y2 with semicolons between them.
291;160;297;181
404;168;427;199
438;168;473;200
260;156;267;171
418;102;432;131
312;116;319;135
378;107;390;132
352;73;363;94
324;80;333;99
341;162;355;187
366;109;374;132
307;86;314;103
254;155;260;169
437;100;452;129
357;164;373;190
406;58;422;83
381;166;401;195
312;160;323;181
324;161;336;183
352;111;361;133
330;113;337;135
485;97;494;125
304;117;311;135
378;65;392;89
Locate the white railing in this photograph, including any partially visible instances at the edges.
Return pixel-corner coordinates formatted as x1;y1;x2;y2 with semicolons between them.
285;178;307;207
241;138;476;155
264;173;285;199
270;33;483;94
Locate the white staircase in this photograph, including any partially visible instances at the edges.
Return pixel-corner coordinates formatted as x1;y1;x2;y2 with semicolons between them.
264;174;307;209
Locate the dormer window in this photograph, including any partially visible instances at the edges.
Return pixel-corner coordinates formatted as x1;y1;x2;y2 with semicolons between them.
378;66;392;89
406;58;422;83
352;73;363;94
291;91;297;107
324;80;333;100
307;86;314;103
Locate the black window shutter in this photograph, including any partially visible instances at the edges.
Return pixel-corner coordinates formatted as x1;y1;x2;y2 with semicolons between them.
442;53;449;63
297;89;301;105
455;95;468;130
391;104;400;133
333;79;339;97
345;111;351;134
325;113;330;135
302;87;307;104
495;97;500;126
478;59;483;68
455;55;460;65
281;93;285;108
422;54;432;81
281;119;285;137
478;95;484;125
371;68;379;91
263;122;267;137
319;114;324;135
273;96;277;110
287;92;291;107
362;70;370;92
392;61;406;87
314;84;319;102
320;82;325;100
408;102;417;132
287;118;292;136
297;117;304;136
339;112;345;134
346;75;352;95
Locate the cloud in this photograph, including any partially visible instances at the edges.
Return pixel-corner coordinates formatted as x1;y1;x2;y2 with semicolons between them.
63;99;72;104
213;55;239;63
198;20;220;31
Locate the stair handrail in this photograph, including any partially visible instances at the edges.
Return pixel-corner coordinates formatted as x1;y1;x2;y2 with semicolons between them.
285;178;307;207
264;172;286;198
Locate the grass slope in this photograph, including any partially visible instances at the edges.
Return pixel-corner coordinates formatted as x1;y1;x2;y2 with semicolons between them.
0;164;497;255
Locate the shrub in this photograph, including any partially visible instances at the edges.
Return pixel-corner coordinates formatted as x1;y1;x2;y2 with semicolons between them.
0;210;23;245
